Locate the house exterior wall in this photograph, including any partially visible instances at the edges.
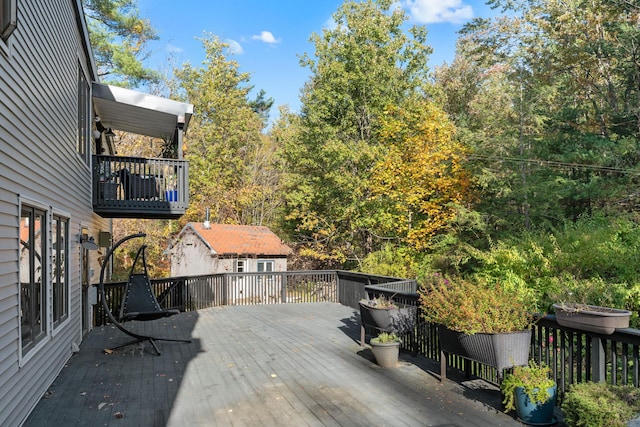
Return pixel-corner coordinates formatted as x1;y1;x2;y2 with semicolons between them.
0;1;109;425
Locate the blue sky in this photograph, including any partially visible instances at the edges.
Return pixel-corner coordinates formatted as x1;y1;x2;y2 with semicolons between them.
138;0;497;121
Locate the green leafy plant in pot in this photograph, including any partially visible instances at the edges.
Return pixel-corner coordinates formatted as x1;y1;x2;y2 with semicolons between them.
370;332;401;368
501;361;557;425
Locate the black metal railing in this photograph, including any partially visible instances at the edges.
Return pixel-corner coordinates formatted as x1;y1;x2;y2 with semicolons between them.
94;270;640;391
344;278;640;390
92;155;189;219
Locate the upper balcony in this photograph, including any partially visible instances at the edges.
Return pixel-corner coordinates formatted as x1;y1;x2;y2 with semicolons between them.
91;83;194;220
93;155;189;219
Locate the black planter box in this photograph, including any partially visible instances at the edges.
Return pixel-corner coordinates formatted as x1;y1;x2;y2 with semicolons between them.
438;325;531;373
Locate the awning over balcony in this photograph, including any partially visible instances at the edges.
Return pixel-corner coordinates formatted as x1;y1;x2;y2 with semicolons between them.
92;82;193;141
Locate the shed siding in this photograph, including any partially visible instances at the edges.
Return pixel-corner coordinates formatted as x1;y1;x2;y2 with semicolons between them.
0;1;109;425
171;229;289;276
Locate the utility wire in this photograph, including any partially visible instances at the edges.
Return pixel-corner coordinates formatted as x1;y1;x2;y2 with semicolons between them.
467;154;640;176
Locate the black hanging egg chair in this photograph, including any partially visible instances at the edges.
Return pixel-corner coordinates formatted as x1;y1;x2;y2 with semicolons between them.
98;233;191;355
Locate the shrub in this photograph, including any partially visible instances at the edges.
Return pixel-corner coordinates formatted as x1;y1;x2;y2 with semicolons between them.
561;382;640;427
418;274;535;334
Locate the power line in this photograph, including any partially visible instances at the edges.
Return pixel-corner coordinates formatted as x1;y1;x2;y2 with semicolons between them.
468;154;640;175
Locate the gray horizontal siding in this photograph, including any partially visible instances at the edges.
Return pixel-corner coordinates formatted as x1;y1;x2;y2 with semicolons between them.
0;1;109;426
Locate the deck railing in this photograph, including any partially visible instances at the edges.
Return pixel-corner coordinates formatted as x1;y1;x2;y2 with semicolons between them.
92;155;189;219
94;270;640;390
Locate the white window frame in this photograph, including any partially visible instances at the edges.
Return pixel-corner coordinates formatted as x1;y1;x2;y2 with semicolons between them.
257;259;274;273
257;259;274;284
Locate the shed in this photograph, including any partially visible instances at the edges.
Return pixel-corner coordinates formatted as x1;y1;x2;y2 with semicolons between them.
170;222;292;276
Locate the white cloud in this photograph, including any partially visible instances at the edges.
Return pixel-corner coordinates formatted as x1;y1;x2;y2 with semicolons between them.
165;44;183;53
226;39;244;54
402;0;473;24
251;31;280;45
323;17;337;31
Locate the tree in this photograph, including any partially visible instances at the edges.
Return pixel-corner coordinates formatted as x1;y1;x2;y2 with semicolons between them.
436;0;640;234
83;0;159;87
175;34;280;226
282;0;433;266
370;99;474;250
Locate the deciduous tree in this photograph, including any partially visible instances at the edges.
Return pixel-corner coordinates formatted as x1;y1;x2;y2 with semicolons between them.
370;99;474;250
282;0;432;265
175;34;280;226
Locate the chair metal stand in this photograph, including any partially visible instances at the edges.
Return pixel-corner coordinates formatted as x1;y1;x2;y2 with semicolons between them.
99;233;191;355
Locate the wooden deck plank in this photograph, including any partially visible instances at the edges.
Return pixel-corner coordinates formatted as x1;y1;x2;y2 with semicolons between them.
24;303;524;427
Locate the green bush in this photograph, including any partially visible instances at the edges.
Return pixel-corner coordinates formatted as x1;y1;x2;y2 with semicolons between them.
561;382;640;427
359;243;419;279
465;213;640;327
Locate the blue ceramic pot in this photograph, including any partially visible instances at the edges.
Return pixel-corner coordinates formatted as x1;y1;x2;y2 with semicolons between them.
514;384;557;425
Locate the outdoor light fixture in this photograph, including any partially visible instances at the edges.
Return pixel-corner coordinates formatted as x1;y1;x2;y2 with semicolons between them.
79;228;99;251
80;236;99;251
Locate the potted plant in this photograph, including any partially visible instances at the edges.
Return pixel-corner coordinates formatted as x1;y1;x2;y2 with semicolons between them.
164;172;178;202
552;281;632;334
359;294;416;335
561;382;640;427
419;274;536;377
370;332;401;368
553;303;631;334
501;361;557;425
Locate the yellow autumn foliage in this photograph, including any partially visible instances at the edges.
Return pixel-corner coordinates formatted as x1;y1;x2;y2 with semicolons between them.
371;100;474;250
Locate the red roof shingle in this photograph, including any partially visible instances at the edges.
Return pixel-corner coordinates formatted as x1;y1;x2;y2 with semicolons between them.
187;223;291;256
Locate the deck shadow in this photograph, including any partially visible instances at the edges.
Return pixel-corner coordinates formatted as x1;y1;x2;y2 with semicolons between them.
24;310;201;426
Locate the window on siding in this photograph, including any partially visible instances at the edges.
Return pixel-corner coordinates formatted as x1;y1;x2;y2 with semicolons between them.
257;260;274;273
52;215;69;327
20;205;47;354
257;260;274;284
77;63;90;164
234;259;245;273
0;0;17;40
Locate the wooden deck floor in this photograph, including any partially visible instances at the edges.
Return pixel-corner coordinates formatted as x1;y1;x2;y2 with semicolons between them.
24;303;528;426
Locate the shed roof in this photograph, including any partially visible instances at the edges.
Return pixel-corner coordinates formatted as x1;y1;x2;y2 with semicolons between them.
184;223;292;257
